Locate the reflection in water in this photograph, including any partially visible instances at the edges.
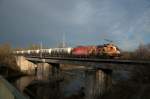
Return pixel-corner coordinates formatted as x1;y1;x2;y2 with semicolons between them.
84;70;95;99
13;66;113;99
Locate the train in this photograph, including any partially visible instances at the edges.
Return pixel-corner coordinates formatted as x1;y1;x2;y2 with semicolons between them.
14;43;120;58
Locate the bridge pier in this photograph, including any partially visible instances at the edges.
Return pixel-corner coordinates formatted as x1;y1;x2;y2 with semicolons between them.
94;69;112;97
48;63;60;78
34;63;50;80
15;56;38;75
85;68;112;99
30;62;38;76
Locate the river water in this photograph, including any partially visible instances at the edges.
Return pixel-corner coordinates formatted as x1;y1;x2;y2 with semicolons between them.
12;65;131;99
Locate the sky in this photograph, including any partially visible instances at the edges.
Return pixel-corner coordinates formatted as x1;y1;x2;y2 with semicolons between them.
0;0;150;51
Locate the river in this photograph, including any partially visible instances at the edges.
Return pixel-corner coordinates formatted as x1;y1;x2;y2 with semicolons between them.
12;65;132;99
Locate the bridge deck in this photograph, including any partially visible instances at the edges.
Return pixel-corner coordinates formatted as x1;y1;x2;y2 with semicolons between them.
25;57;150;69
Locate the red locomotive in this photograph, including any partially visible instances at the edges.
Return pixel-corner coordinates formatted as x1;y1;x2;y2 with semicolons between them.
72;43;120;58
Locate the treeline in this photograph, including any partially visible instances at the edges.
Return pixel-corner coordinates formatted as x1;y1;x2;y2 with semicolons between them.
0;43;22;78
121;43;150;60
14;44;41;50
0;43;18;70
102;43;150;99
0;43;44;78
0;43;42;69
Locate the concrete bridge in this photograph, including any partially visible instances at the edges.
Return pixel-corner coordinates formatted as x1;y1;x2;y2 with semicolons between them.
15;55;150;96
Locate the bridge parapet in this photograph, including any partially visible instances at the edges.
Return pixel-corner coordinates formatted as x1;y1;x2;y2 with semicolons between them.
0;76;27;99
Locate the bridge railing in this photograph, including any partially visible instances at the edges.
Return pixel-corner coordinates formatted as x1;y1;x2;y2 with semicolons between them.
0;76;27;99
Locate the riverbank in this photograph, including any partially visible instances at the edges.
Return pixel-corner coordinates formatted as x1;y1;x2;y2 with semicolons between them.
0;65;29;82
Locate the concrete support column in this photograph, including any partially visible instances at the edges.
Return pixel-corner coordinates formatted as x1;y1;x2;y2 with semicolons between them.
32;62;38;76
85;69;112;99
33;62;50;80
94;69;112;97
35;63;44;80
49;63;60;77
15;56;38;75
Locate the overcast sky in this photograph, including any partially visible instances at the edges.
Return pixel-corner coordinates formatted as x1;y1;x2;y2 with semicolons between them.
0;0;150;50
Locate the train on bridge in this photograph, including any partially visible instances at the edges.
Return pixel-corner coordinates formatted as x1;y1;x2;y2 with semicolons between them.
14;43;120;58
